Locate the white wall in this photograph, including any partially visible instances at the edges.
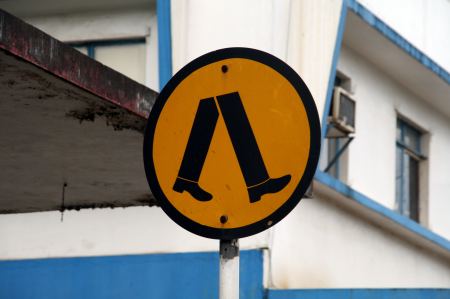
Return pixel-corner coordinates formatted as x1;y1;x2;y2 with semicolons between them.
358;0;450;71
171;0;290;72
171;0;343;122
25;9;160;91
286;0;343;120
338;45;450;239
0;207;268;260
270;191;450;288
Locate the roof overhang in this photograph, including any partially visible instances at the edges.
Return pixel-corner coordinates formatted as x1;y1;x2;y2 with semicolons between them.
343;7;450;117
0;9;158;213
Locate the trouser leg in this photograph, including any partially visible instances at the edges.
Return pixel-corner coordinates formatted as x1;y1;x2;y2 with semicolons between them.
216;92;291;203
173;98;218;201
216;92;269;187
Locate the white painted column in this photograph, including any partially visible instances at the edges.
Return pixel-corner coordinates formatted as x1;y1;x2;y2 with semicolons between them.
219;239;240;299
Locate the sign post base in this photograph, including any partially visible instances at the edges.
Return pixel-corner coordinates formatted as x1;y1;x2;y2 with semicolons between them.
219;239;239;299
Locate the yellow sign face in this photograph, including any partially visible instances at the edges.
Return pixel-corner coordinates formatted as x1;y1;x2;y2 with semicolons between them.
144;48;320;239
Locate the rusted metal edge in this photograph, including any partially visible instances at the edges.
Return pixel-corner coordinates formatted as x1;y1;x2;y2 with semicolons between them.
0;9;158;123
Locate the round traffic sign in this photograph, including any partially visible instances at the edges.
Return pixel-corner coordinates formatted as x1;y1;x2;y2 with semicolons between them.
144;48;320;239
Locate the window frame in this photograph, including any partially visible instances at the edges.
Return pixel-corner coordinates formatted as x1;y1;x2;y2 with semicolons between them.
395;118;425;222
70;38;146;60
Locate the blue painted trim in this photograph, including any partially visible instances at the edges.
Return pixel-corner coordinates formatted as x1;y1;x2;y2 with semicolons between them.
0;250;264;299
69;38;147;60
347;0;450;85
268;289;450;299
321;0;348;142
87;45;95;59
157;0;173;91
315;170;450;253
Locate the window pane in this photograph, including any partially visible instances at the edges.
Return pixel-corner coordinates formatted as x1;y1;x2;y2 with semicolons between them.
402;152;410;217
395;118;422;222
396;122;402;141
409;157;419;221
395;146;403;211
95;43;146;85
404;125;421;153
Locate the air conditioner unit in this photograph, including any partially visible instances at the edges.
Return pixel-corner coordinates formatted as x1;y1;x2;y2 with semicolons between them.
327;86;356;137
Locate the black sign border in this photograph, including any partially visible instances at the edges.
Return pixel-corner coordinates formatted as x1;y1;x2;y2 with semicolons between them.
143;47;321;240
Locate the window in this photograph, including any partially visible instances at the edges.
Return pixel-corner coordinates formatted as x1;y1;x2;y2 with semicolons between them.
395;119;424;221
71;38;147;85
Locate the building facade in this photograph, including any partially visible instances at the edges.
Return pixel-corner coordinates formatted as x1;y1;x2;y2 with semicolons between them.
1;0;449;298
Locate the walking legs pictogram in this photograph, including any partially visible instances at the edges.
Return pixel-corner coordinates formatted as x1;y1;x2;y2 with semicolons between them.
173;92;291;203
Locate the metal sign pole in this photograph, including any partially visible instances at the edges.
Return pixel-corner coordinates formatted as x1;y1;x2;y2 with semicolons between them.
219;239;239;299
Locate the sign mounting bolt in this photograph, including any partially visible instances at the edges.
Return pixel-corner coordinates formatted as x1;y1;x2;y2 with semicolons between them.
221;65;228;73
220;215;228;224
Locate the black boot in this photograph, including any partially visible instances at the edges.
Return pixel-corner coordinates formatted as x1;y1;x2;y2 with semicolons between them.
173;178;213;201
247;175;291;203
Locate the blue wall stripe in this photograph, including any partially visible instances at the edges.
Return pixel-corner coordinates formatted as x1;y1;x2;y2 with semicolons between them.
0;250;263;299
320;0;348;142
268;289;450;299
157;0;173;90
1;249;446;299
315;170;450;253
347;0;450;85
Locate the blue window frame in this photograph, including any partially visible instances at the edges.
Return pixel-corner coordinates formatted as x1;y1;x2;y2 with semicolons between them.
396;119;423;221
70;38;146;59
69;38;147;85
